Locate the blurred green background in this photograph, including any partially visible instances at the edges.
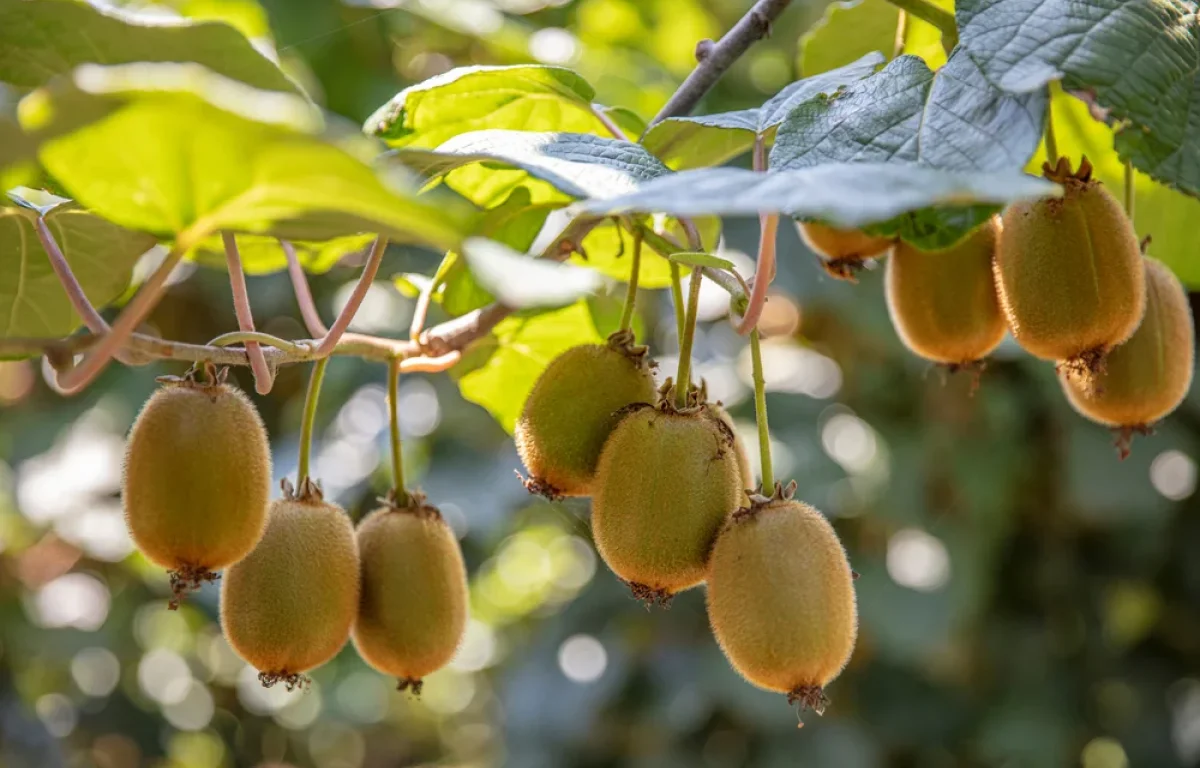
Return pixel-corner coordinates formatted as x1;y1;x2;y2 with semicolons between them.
2;1;1200;767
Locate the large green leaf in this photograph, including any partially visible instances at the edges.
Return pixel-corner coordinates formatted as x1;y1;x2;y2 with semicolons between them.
394;130;672;200
1032;89;1200;288
772;51;1047;174
452;299;604;434
365;65;617;149
0;0;298;94
576;163;1058;231
0;194;156;345
640;53;884;169
957;0;1200;196
19;64;471;254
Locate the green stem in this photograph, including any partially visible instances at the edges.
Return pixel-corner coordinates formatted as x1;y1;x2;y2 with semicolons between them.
749;328;773;493
297;357;329;486
674;267;703;409
1044;97;1059;165
207;330;310;354
1124;157;1135;220
618;229;643;333
883;0;956;54
387;358;409;506
893;9;908;58
669;261;686;343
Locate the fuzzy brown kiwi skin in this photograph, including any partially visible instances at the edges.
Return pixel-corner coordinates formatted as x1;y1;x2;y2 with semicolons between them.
706;487;857;717
1060;257;1195;450
515;332;658;499
220;484;360;690
123;373;271;607
886;218;1006;367
590;400;745;602
798;222;893;282
995;158;1145;369
352;494;468;694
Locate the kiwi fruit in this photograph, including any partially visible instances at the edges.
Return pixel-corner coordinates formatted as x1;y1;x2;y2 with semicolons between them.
995;157;1145;375
1060;256;1195;455
590;398;745;604
885;218;1006;367
353;493;468;694
798;221;893;281
220;480;360;689
713;403;752;492
707;485;857;719
122;364;270;607
515;330;657;499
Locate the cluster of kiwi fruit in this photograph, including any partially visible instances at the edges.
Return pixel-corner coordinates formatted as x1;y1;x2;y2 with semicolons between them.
517;330;858;720
122;362;468;693
801;156;1195;454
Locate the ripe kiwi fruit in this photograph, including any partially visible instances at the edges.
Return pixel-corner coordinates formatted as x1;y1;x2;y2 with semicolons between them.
590;395;745;604
122;364;270;607
885;218;1006;368
707;483;857;719
221;480;360;689
713;403;752;493
798;221;893;281
995;157;1145;376
353;492;468;694
515;329;657;499
1060;256;1195;455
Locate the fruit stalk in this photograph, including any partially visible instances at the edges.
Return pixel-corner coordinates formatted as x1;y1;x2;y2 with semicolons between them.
618;229;644;333
222;232;273;395
298;357;329;486
387;358;410;506
1043;96;1059;164
893;10;907;58
675;267;704;408
669;261;686;342
1124;158;1135;219
882;0;956;53
749;328;774;491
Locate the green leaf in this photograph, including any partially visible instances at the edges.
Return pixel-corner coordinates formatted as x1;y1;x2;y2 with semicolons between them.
640;53;884;169
365;65;617;148
576;162;1059;230
186;233;375;275
393;130;672;200
0;196;157;345
462;237;602;309
957;0;1200;196
452;299;603;433
19;64;470;253
801;0;900;76
598;105;648;140
0;0;298;94
0;116;36;172
1031;89;1200;288
773;52;1047;174
574;220;675;288
666;251;735;271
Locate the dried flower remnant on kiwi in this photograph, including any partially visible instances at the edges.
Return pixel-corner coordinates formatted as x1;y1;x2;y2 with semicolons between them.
123;361;271;610
514;329;658;499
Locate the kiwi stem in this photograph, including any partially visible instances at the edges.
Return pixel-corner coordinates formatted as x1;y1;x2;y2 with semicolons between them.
222;232;274;395
669;261;687;343
749;328;774;491
1043;95;1059;165
736;135;777;336
675;267;703;409
893;9;907;58
618;229;644;333
882;0;956;54
1124;157;1135;220
297;357;329;487
387;357;410;505
314;236;389;357
281;239;331;337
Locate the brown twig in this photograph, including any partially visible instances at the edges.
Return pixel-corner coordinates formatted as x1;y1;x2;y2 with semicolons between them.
314;236;388;357
281;239;330;337
647;0;795;128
